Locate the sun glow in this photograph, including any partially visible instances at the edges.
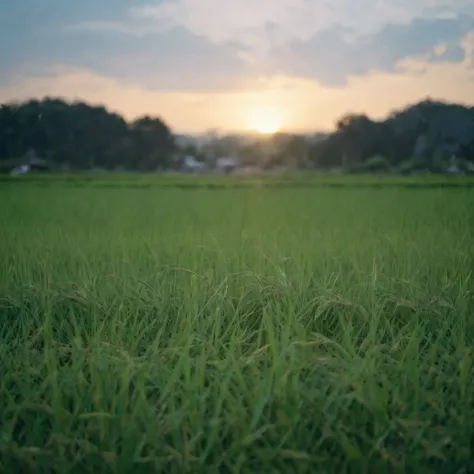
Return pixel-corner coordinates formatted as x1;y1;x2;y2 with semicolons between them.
245;105;284;134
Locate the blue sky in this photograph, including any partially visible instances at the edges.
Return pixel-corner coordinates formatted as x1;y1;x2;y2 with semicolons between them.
1;0;474;132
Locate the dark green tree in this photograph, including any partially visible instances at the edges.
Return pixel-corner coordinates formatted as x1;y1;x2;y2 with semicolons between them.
130;116;176;171
0;98;175;172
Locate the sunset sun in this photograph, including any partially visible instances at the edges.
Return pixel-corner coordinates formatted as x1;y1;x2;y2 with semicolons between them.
245;106;283;134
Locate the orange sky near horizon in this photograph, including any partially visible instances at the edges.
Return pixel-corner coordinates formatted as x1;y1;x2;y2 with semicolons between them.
2;57;474;134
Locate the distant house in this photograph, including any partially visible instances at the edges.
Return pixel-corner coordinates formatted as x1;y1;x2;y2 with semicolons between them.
7;151;52;176
215;157;238;174
446;164;462;174
182;155;207;173
10;164;31;176
446;155;464;175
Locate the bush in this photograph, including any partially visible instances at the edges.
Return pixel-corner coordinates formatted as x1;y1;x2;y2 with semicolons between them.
348;155;391;173
396;158;431;175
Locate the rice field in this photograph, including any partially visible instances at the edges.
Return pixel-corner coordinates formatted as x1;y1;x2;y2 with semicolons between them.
0;176;473;473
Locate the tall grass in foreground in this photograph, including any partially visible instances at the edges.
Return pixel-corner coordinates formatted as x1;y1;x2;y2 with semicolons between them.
0;184;473;473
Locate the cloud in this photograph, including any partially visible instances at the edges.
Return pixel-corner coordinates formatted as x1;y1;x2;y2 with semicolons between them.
0;0;132;76
73;0;474;87
1;21;250;92
132;0;474;55
267;16;474;86
0;0;250;92
62;26;250;91
2;0;474;95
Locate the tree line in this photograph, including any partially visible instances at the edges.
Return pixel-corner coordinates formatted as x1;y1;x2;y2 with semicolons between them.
0;98;175;172
311;99;474;173
1;97;474;173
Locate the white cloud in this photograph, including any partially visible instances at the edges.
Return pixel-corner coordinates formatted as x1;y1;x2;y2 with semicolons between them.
132;0;474;57
61;0;474;89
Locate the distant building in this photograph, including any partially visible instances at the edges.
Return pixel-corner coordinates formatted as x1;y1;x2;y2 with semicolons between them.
8;150;52;175
215;157;239;174
446;155;464;175
182;155;207;173
10;164;31;176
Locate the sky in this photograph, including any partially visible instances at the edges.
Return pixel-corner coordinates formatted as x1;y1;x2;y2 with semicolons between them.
1;0;474;133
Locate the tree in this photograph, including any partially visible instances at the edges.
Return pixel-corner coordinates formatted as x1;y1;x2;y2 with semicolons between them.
0;98;176;172
130;116;176;170
309;99;474;171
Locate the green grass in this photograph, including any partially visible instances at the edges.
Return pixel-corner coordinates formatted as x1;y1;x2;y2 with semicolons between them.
2;171;474;188
0;177;473;473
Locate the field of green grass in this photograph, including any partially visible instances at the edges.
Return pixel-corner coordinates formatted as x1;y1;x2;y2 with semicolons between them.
1;176;473;473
